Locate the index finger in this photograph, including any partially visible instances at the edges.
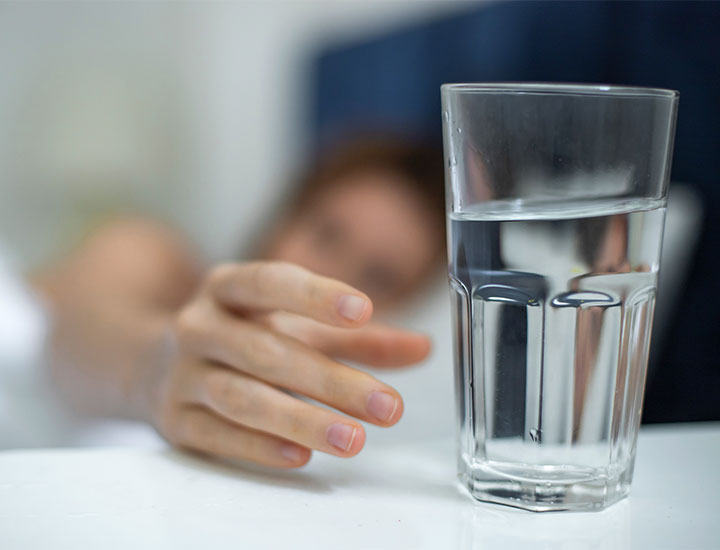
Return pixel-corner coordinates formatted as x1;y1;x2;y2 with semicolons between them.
209;262;373;328
257;312;432;367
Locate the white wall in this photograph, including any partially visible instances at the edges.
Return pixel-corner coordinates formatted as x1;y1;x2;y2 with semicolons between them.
0;1;468;266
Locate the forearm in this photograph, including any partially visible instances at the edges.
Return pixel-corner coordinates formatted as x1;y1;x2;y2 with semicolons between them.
32;218;201;421
43;295;173;420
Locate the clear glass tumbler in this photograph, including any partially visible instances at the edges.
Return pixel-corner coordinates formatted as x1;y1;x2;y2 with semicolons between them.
442;83;678;511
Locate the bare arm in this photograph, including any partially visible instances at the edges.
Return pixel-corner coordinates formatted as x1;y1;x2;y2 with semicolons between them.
33;218;201;420
33;218;431;467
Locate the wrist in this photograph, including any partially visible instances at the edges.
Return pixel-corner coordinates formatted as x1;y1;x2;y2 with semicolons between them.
124;314;176;424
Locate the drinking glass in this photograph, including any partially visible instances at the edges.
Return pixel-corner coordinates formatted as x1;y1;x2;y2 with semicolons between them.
442;83;678;511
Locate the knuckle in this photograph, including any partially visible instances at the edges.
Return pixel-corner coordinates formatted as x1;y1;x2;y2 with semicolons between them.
253;261;295;291
320;370;345;403
204;370;234;403
250;263;270;294
154;403;186;445
262;311;285;333
301;271;324;306
267;261;307;285
174;306;207;349
205;371;255;422
245;330;287;370
286;407;308;439
235;262;276;300
174;308;196;337
181;415;212;450
207;263;237;289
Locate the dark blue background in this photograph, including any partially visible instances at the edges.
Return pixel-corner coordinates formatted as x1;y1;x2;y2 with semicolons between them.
310;1;720;423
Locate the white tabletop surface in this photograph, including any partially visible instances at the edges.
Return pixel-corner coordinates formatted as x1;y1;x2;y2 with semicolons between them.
1;422;719;550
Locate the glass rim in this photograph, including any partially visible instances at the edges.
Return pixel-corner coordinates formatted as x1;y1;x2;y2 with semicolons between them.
441;82;679;99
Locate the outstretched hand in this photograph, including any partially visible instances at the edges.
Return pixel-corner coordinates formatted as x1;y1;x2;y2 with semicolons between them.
142;261;431;468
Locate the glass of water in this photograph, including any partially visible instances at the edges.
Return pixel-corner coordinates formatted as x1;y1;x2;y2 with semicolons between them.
442;83;678;511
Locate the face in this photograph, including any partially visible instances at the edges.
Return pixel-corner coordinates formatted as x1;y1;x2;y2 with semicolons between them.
266;170;442;310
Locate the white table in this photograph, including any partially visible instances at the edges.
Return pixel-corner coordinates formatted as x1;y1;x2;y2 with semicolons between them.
1;423;718;549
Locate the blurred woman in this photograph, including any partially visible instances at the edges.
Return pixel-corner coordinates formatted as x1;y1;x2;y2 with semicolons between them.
31;136;446;467
259;137;445;308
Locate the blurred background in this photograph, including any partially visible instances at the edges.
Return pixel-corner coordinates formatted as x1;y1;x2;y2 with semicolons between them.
0;1;469;445
0;1;718;447
0;1;465;267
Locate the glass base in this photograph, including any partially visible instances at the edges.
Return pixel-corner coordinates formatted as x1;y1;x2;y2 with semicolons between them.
459;462;631;512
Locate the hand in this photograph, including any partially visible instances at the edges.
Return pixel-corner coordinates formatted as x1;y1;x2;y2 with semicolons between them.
141;261;431;468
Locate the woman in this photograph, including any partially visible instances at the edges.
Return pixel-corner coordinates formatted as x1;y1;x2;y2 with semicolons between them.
33;137;446;467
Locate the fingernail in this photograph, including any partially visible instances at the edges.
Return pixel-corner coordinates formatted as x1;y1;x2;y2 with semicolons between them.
279;443;304;462
367;391;399;423
337;295;369;321
326;423;357;452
